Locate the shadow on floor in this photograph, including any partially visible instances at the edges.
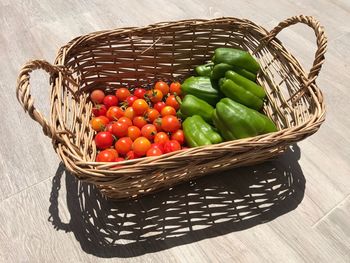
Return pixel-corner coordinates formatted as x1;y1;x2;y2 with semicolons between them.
48;144;305;258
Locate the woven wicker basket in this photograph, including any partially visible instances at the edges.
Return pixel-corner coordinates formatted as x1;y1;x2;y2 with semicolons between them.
16;15;327;200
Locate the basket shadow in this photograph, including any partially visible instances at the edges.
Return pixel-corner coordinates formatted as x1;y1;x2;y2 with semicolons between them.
48;144;305;258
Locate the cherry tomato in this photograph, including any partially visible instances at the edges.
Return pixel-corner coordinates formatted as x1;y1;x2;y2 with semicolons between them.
165;95;180;110
132;99;149;116
150;143;165;152
111;122;128;138
105;148;119;158
145;108;160;123
133;116;148;129
124;107;135;120
114;157;125;162
126;95;138;107
154;132;169;145
118;116;133;127
127;126;141;141
161;115;180;132
96;149;116;162
154;101;166;113
95;131;114;149
146;147;163;157
90;116;109;131
153;118;163;132
105;122;114;133
154;81;169;95
92;104;107;117
134;88;147;99
170;82;182;95
146;89;163;103
132;137;151;156
163;140;181;153
141;124;157;140
115;137;133;155
125;150;141;160
115;88;131;102
106;106;124;121
90;89;105;104
161;106;176;116
103;95;118;109
171;129;185;145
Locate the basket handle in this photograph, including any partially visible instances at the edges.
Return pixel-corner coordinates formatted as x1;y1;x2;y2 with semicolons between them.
261;15;327;83
16;60;77;139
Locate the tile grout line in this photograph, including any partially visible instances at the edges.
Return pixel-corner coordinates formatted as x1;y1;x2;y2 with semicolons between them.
0;175;55;204
312;193;350;228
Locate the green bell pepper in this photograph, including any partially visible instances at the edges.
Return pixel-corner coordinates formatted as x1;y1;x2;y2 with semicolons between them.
212;98;277;140
181;76;220;106
212;47;260;74
225;70;265;99
219;78;264;111
195;62;213;77
180;95;214;123
211;63;256;81
183;115;222;147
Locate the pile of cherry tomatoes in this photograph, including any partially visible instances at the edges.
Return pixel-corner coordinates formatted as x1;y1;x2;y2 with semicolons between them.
90;81;186;162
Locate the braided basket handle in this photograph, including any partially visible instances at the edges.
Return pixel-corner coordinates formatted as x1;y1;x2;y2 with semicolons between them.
16;60;76;139
263;15;327;83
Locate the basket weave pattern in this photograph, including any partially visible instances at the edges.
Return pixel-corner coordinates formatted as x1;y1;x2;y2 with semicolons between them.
16;15;327;199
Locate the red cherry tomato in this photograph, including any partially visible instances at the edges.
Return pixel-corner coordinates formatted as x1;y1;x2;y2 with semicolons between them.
127;126;141;141
165;95;180;110
141;124;157;140
118;116;133;127
115;88;131;102
92;104;107;117
90;89;105;104
150;143;164;152
134;88;147;99
154;101;166;113
132;99;149;116
146;147;163;157
95;132;114;149
161;106;176;116
90;116;109;131
111;122;128;138
115;137;133;155
154;81;169;95
106;106;124;121
133;116;148;129
153;118;163;132
103;95;118;108
125;150;140;160
105;122;114;133
96;149;117;162
114;157;125;162
163;140;181;153
170;82;182;95
171;129;185;145
154;132;169;145
145;108;160;123
126;95;138;107
146;89;163;103
124;107;135;120
161;115;180;132
132;137;151;156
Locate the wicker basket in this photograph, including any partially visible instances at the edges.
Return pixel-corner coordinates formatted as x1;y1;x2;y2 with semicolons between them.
16;15;327;200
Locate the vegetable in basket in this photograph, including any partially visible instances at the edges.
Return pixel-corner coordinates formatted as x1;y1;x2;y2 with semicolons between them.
195;62;214;77
179;94;214;123
183;115;222;147
211;63;256;81
181;76;220;106
212;47;260;74
212;98;277;140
